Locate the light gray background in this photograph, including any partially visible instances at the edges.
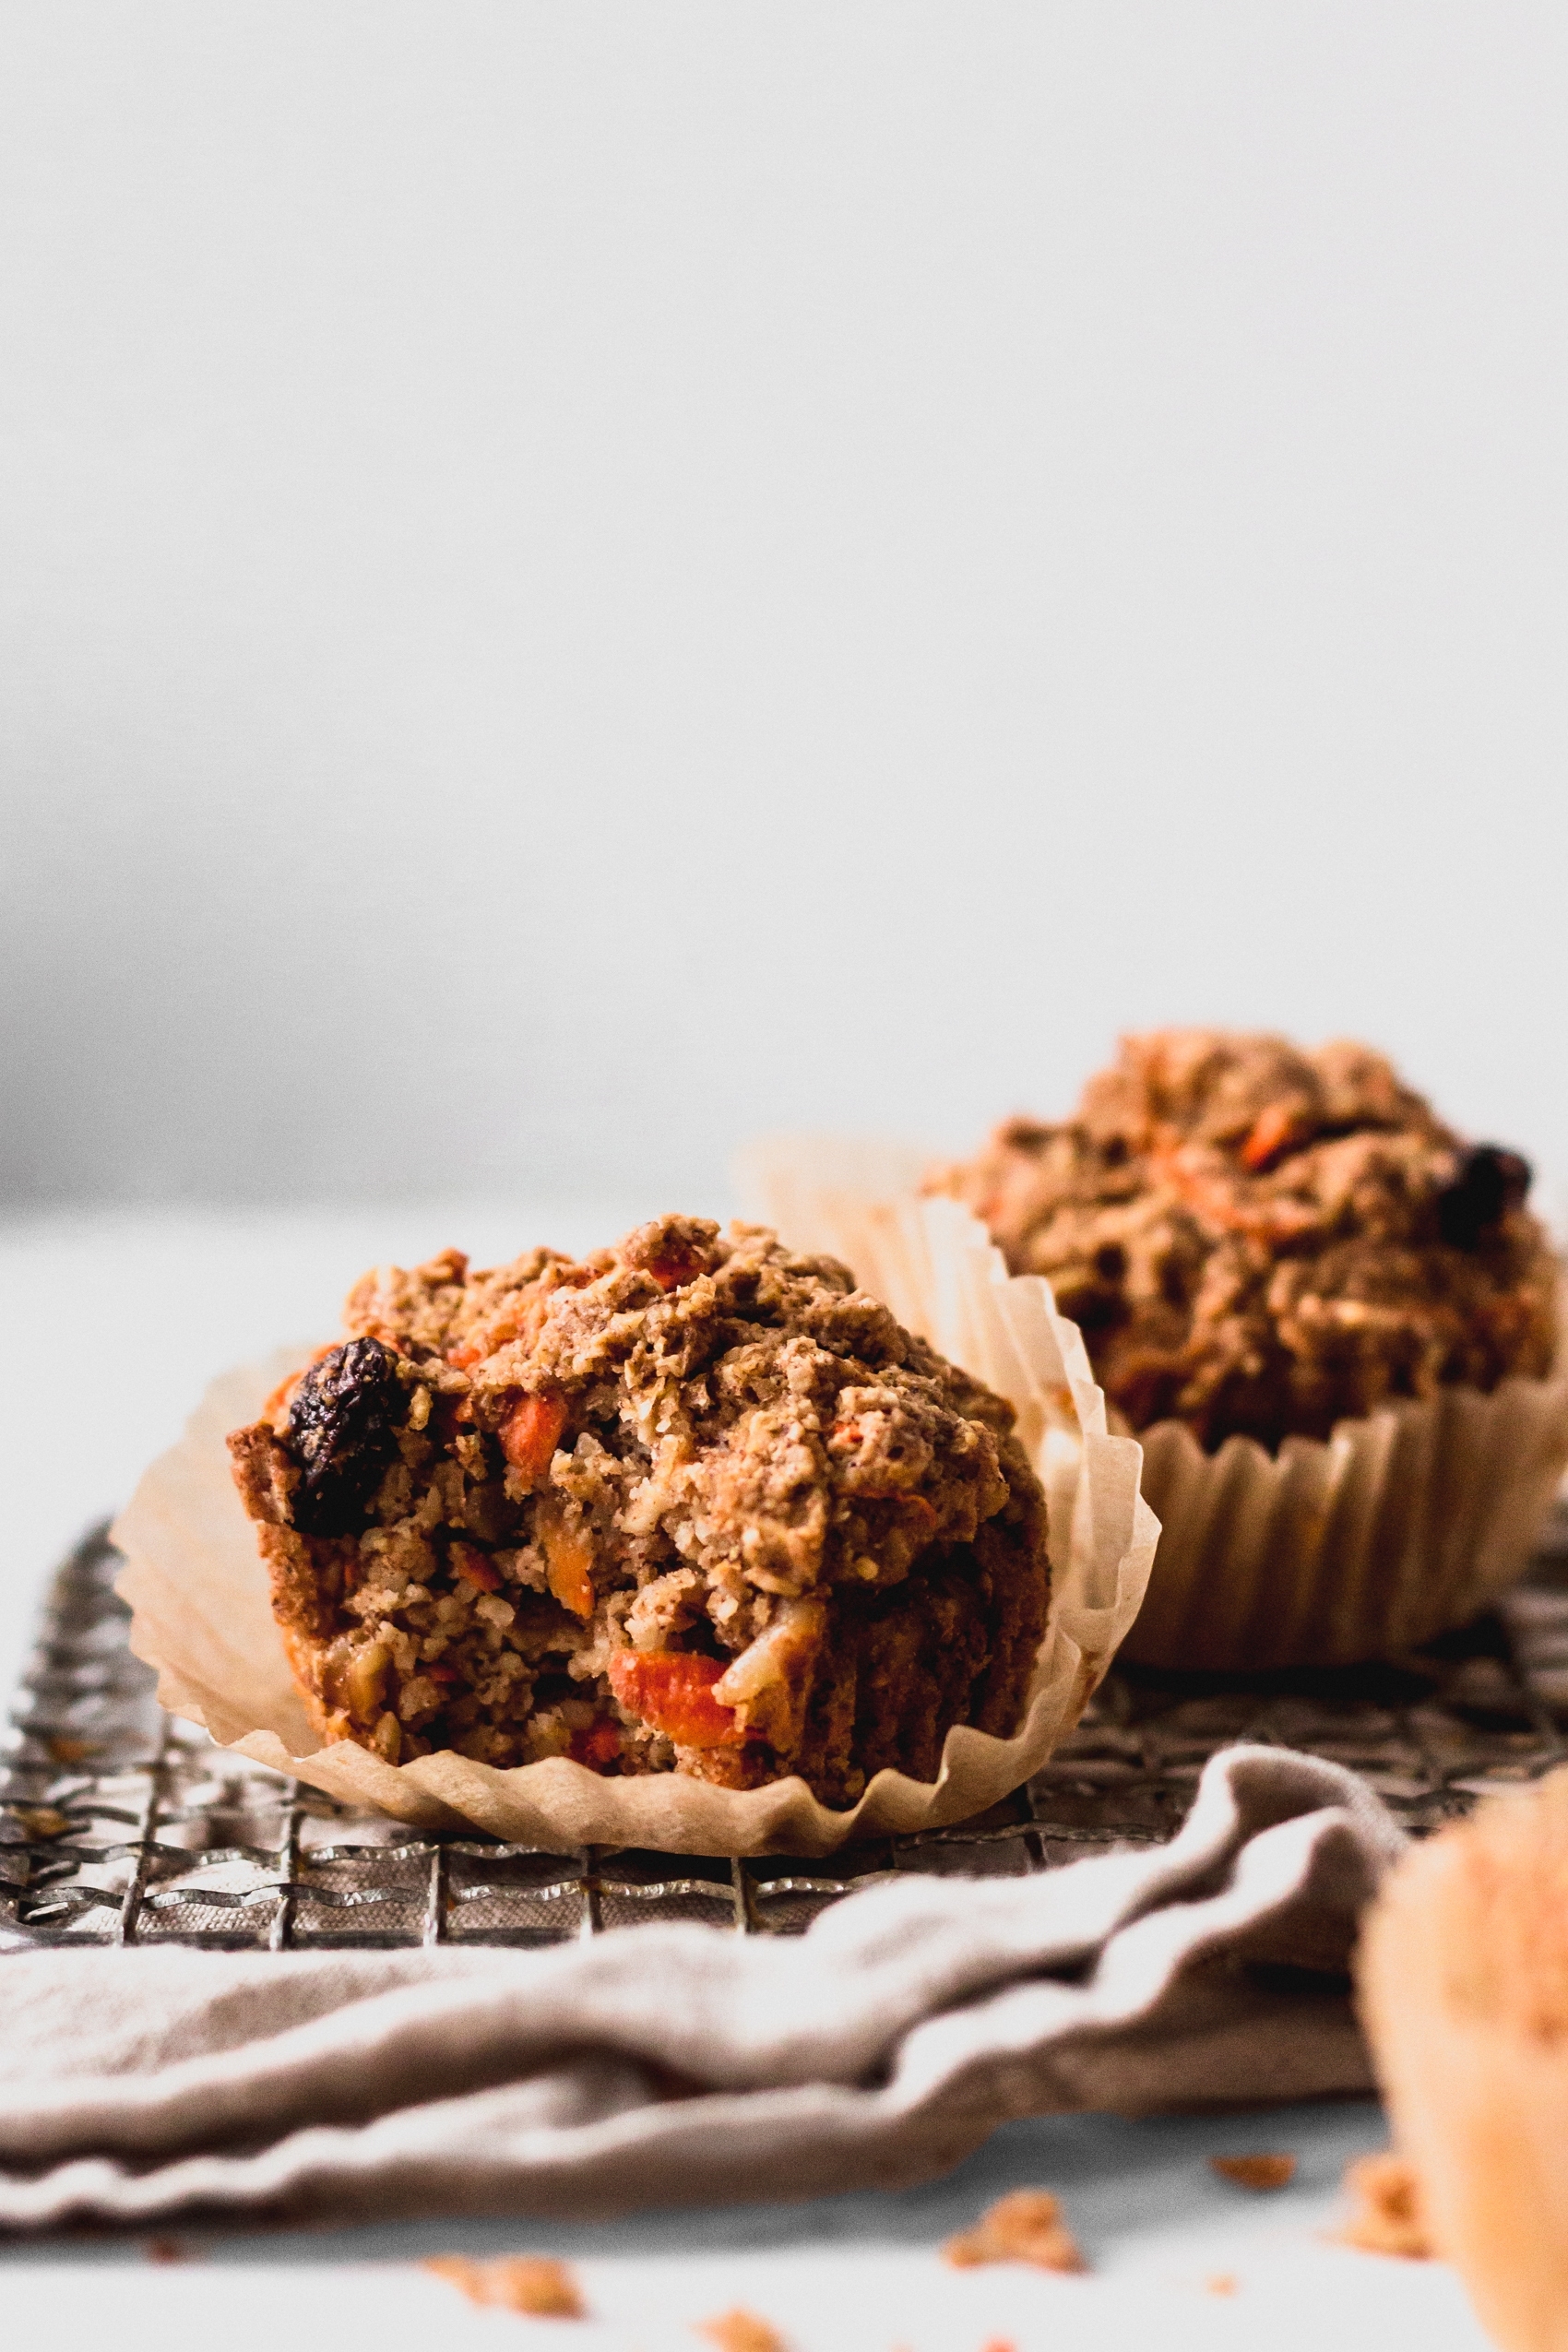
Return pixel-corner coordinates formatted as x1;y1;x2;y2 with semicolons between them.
4;2;1566;1223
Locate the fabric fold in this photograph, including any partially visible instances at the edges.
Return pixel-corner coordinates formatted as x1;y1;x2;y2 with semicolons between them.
0;1745;1406;2229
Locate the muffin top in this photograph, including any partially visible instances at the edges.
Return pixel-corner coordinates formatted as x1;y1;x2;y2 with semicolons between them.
930;1030;1559;1452
336;1215;1025;1617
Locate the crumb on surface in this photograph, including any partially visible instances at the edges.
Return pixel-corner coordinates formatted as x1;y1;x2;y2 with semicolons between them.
424;2253;585;2317
1211;2152;1297;2192
45;1736;93;1764
144;2238;188;2263
694;2309;788;2352
1338;2153;1432;2260
1205;2273;1239;2297
943;2188;1085;2274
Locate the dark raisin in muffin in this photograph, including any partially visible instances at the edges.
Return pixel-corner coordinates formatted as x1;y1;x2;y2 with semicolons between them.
228;1217;1050;1807
929;1031;1559;1453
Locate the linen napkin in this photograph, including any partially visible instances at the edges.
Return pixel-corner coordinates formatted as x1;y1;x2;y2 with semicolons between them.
0;1745;1404;2231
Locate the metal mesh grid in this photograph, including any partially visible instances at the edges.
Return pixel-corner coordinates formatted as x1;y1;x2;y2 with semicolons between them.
6;1510;1568;1952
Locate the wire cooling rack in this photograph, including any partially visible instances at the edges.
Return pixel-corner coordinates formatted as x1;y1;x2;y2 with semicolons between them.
5;1510;1568;1953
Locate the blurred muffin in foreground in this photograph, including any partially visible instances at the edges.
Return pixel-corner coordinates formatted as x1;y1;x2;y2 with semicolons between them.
1357;1770;1568;2352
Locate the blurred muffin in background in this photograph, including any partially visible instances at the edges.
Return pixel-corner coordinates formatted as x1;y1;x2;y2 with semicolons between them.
929;1031;1567;1669
930;1029;1558;1453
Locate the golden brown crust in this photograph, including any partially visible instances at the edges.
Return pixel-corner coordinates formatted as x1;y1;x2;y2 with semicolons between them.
227;1218;1051;1805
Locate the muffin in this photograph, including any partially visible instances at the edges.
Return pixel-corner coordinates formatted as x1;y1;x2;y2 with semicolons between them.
226;1215;1050;1808
1357;1772;1568;2349
919;1032;1568;1669
931;1030;1558;1452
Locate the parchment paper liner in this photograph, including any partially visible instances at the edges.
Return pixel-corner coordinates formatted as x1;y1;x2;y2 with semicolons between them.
740;1137;1568;1673
111;1202;1158;1857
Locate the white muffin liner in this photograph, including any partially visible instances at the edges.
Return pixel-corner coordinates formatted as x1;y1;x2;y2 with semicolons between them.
110;1203;1158;1858
739;1137;1568;1673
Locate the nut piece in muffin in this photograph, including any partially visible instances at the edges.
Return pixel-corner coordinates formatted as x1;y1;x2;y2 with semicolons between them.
929;1030;1558;1453
227;1217;1049;1806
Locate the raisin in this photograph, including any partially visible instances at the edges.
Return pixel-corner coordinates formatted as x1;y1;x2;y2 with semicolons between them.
287;1337;404;1536
1436;1145;1532;1249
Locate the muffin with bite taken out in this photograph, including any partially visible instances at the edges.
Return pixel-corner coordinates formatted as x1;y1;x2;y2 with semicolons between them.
227;1216;1050;1807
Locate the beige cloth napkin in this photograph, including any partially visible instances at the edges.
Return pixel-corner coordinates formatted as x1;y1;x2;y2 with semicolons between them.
0;1745;1404;2231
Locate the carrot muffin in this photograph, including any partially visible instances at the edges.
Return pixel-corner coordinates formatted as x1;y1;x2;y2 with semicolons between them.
930;1030;1558;1453
227;1216;1049;1806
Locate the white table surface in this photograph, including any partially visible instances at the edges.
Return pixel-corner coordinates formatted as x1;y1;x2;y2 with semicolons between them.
0;1207;1493;2352
0;2101;1489;2352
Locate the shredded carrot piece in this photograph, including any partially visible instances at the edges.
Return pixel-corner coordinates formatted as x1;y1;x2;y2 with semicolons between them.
451;1541;503;1593
543;1522;596;1619
608;1651;743;1748
500;1391;567;1482
569;1719;622;1767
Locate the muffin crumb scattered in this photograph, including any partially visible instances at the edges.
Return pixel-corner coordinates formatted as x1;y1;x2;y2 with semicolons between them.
694;2309;787;2352
1205;2273;1239;2296
1338;2153;1431;2259
425;2253;586;2316
944;2188;1085;2273
1211;2152;1296;2192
